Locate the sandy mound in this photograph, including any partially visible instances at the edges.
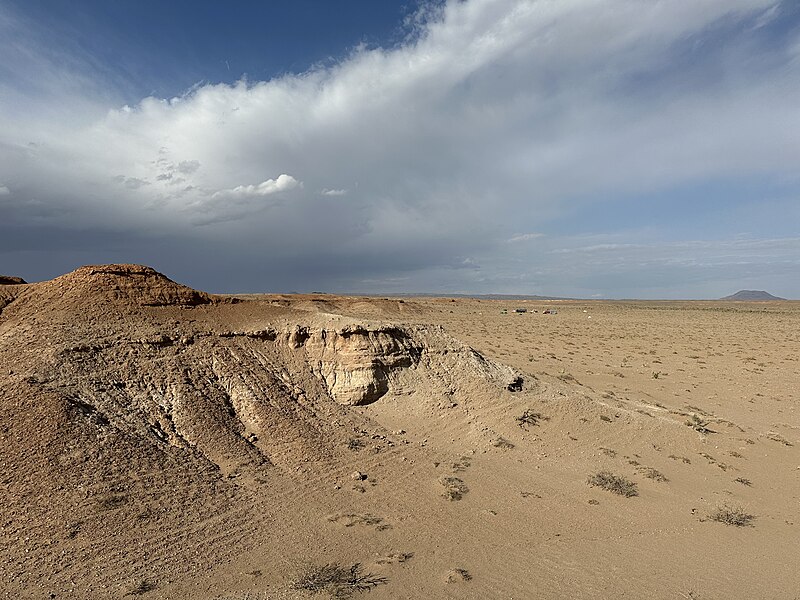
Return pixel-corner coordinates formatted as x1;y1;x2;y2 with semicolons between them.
22;264;212;309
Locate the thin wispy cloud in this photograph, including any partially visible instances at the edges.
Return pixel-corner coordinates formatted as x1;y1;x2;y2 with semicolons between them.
320;188;348;197
0;0;797;297
508;233;544;243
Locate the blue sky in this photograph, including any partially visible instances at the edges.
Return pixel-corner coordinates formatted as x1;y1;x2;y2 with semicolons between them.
0;0;798;298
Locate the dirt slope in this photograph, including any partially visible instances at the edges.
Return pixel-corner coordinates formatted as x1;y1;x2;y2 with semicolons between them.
1;267;798;599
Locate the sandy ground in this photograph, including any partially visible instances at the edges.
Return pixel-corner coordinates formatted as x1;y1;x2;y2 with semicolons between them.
1;269;798;599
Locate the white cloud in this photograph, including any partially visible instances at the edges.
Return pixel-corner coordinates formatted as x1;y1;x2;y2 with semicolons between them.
320;188;347;197
0;185;9;196
211;174;300;200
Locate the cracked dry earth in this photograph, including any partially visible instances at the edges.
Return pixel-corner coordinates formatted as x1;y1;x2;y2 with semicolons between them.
1;265;799;599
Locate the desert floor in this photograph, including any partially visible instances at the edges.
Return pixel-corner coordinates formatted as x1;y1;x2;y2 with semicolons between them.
2;270;798;599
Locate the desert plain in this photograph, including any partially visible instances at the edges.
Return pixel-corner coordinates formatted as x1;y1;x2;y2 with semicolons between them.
1;265;798;599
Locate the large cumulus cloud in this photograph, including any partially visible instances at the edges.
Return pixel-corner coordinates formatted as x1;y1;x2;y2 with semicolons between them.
1;0;798;297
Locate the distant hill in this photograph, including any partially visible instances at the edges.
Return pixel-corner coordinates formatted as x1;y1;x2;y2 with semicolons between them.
720;290;785;301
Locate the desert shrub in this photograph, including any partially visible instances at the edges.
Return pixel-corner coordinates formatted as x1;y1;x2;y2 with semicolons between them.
292;563;386;598
734;477;753;487
668;454;691;464
587;471;638;497
637;466;668;482
516;410;547;429
709;505;755;527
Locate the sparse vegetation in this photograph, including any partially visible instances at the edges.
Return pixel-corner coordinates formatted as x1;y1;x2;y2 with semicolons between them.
292;563;386;598
587;471;639;497
516;409;547;429
734;477;753;486
633;466;668;482
439;476;469;501
709;504;756;527
668;454;691;464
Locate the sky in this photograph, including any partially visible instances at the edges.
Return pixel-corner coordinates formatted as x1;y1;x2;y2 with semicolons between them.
1;0;798;299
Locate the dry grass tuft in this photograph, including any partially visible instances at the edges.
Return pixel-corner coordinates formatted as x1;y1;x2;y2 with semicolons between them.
587;471;638;497
292;563;386;598
516;410;547;429
637;466;668;483
709;504;755;527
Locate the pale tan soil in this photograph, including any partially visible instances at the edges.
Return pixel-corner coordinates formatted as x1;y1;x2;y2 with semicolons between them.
1;267;798;599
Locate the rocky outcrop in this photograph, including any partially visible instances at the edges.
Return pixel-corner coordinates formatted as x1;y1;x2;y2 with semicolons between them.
283;323;521;406
301;325;423;405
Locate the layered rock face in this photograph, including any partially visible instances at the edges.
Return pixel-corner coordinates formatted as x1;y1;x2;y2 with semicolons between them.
301;325;422;405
